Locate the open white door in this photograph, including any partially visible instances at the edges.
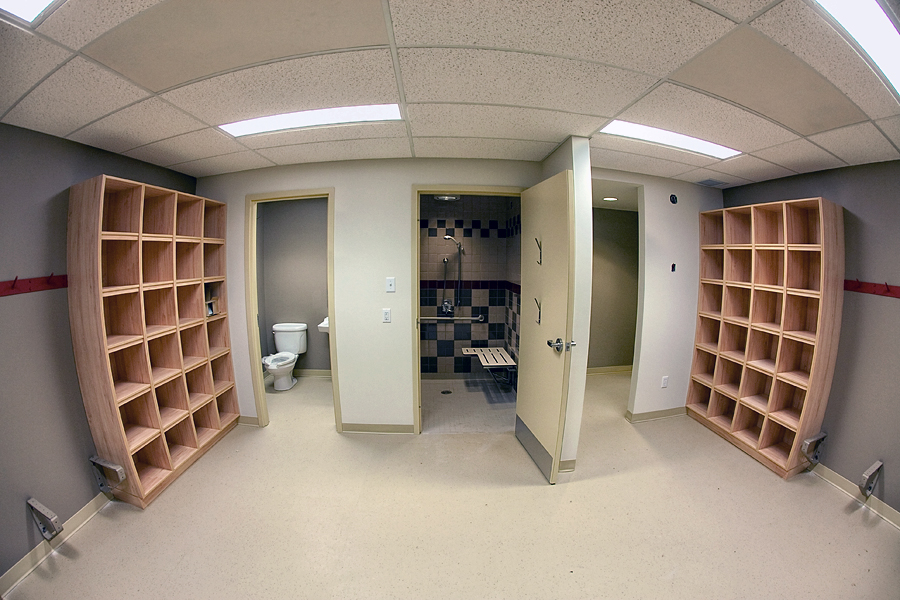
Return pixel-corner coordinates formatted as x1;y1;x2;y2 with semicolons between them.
515;170;576;484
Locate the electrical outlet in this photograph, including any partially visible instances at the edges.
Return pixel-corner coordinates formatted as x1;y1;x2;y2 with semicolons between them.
382;308;391;323
386;277;396;292
661;376;669;388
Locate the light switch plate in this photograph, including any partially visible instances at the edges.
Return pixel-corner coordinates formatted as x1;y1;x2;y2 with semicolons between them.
386;277;396;292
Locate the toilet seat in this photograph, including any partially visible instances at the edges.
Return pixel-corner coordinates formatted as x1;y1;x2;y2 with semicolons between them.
262;351;296;369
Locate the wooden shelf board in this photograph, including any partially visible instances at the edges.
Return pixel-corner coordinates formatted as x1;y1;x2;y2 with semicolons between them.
720;350;746;363
195;426;217;447
778;371;810;389
101;232;138;241
699;310;722;320
151;367;181;385
686;402;709;417
175;235;203;243
134;462;171;495
716;383;740;399
203;237;225;244
741;395;769;414
218;411;240;428
759;443;791;469
175;277;202;285
787;244;822;251
732;427;761;449
182;356;206;371
747;359;776;374
786;287;820;298
692;373;714;388
709;414;734;432
214;380;234;395
189;392;214;412
696;341;718;354
102;284;139;297
124;425;158;453
783;329;816;344
722;315;750;326
142;233;172;242
755;243;785;250
145;324;176;339
204;275;226;283
142;280;173;291
159;407;189;431
207;313;227;323
753;284;785;294
209;346;229;360
167;444;196;469
751;322;781;334
178;317;204;328
114;381;150;404
768;408;801;431
106;333;143;351
700;277;724;284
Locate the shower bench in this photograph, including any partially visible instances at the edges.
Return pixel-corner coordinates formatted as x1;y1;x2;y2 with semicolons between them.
462;347;517;389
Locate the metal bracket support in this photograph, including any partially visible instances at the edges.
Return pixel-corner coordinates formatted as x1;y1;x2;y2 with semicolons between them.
800;432;827;467
27;498;63;541
859;460;883;498
90;456;126;494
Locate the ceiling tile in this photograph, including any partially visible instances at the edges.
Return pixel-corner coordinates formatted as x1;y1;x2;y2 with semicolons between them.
0;21;72;114
752;0;900;119
170;151;275;178
162;50;398;126
390;0;734;77
750;138;846;173
407;104;605;142
240;122;409;150
257;138;412;165
707;154;796;182
876;116;900;149
1;57;148;137
590;133;719;168
413;137;556;161
67;98;206;153
673;167;753;187
617;83;797;152
36;0;164;50
124;128;247;166
589;147;696;179
700;0;773;21
808;122;900;165
400;48;656;116
82;0;388;91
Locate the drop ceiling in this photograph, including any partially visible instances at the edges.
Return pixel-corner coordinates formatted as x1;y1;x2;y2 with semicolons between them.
1;0;899;185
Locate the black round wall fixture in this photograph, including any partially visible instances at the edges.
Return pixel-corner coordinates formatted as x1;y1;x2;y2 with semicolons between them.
670;194;678;204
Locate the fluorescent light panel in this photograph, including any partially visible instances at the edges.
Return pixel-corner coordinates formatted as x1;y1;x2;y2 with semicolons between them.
0;0;54;21
814;0;900;95
220;104;402;137
600;120;741;159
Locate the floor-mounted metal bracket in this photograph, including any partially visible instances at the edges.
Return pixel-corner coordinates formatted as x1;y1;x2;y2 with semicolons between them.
859;460;884;498
90;455;126;494
27;498;63;541
800;432;827;467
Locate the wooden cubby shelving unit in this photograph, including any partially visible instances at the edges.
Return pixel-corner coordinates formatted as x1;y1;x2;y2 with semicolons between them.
68;175;238;508
687;198;844;478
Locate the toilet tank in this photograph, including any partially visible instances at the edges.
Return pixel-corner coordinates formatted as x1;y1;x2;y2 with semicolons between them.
272;323;307;354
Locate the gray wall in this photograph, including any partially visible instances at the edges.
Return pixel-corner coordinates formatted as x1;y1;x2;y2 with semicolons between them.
0;123;195;574
258;198;330;370
588;208;639;368
724;160;900;510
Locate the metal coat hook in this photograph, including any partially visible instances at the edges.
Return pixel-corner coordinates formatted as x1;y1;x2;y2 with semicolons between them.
47;272;54;283
11;276;17;288
534;298;541;324
534;238;542;265
885;282;891;293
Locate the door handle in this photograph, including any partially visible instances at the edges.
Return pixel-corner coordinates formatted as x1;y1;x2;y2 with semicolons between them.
547;338;564;352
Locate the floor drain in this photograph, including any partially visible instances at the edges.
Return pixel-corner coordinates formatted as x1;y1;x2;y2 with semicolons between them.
440;390;452;395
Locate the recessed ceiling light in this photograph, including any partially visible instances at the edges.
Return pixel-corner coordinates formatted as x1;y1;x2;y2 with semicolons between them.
219;104;402;137
813;0;900;95
0;0;55;21
599;120;741;160
603;197;618;202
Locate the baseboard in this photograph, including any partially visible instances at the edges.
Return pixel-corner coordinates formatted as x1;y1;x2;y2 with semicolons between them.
587;365;633;375
341;423;416;434
238;415;259;426
812;464;900;530
292;369;331;377
626;406;687;423
558;459;576;472
1;493;110;598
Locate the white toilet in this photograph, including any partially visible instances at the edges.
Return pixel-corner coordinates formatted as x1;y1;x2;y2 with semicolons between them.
262;323;307;391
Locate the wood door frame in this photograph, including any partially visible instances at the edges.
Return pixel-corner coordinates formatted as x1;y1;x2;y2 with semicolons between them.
244;188;339;429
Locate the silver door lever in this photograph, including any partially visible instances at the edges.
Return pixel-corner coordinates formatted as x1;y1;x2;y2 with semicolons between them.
547;338;564;352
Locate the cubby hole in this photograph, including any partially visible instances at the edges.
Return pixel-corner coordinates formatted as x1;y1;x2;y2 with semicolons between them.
101;239;139;289
785;200;821;245
176;284;205;327
708;392;737;431
722;285;751;324
769;380;806;430
700;249;724;280
733;403;765;449
786;250;821;292
752;204;784;245
147;332;182;385
719;322;748;363
119;391;160;452
204;281;227;316
185;362;214;411
204;201;226;239
714;356;743;399
691;348;717;387
725;249;752;283
180;324;208;371
131;435;171;495
103;291;143;349
203;242;225;278
207;316;230;358
216;386;240;428
698;282;723;317
776;338;815;388
193;400;220;447
739;366;773;413
759;420;796;468
687;380;712;416
142;240;174;284
750;289;783;332
724;208;752;246
108;343;150;403
101;179;142;234
211;353;235;395
164;415;198;469
143;286;177;338
176;241;202;281
746;329;779;374
176;195;203;238
696;316;721;354
783;294;819;342
142;188;175;236
753;249;784;287
154;376;190;430
700;211;724;246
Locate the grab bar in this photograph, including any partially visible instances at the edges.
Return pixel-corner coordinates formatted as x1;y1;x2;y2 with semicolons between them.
418;315;485;322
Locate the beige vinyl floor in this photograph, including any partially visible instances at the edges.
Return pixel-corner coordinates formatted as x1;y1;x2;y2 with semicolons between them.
7;372;900;599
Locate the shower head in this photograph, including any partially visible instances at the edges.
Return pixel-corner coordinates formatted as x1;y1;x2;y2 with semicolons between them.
444;234;463;250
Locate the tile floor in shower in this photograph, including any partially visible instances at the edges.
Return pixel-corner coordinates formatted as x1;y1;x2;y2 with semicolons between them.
421;375;516;434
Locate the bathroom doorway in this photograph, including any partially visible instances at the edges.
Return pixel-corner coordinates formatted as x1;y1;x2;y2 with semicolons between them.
414;187;522;434
245;188;339;428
